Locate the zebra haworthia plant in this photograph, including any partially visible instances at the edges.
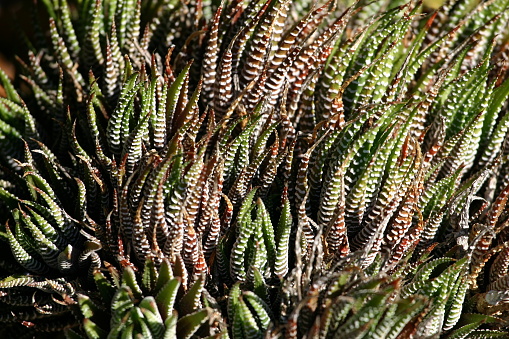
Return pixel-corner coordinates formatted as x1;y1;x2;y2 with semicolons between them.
0;0;509;337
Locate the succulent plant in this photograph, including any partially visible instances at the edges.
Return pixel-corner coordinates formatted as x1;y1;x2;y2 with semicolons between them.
0;0;509;337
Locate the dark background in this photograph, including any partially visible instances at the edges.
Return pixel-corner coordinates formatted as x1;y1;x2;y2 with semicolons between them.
0;0;35;96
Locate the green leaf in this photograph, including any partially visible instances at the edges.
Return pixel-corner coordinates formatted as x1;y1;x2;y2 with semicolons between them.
156;277;181;320
83;318;107;339
176;308;209;339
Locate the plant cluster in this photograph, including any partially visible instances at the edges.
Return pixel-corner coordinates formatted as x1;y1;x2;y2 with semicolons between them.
0;0;509;337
